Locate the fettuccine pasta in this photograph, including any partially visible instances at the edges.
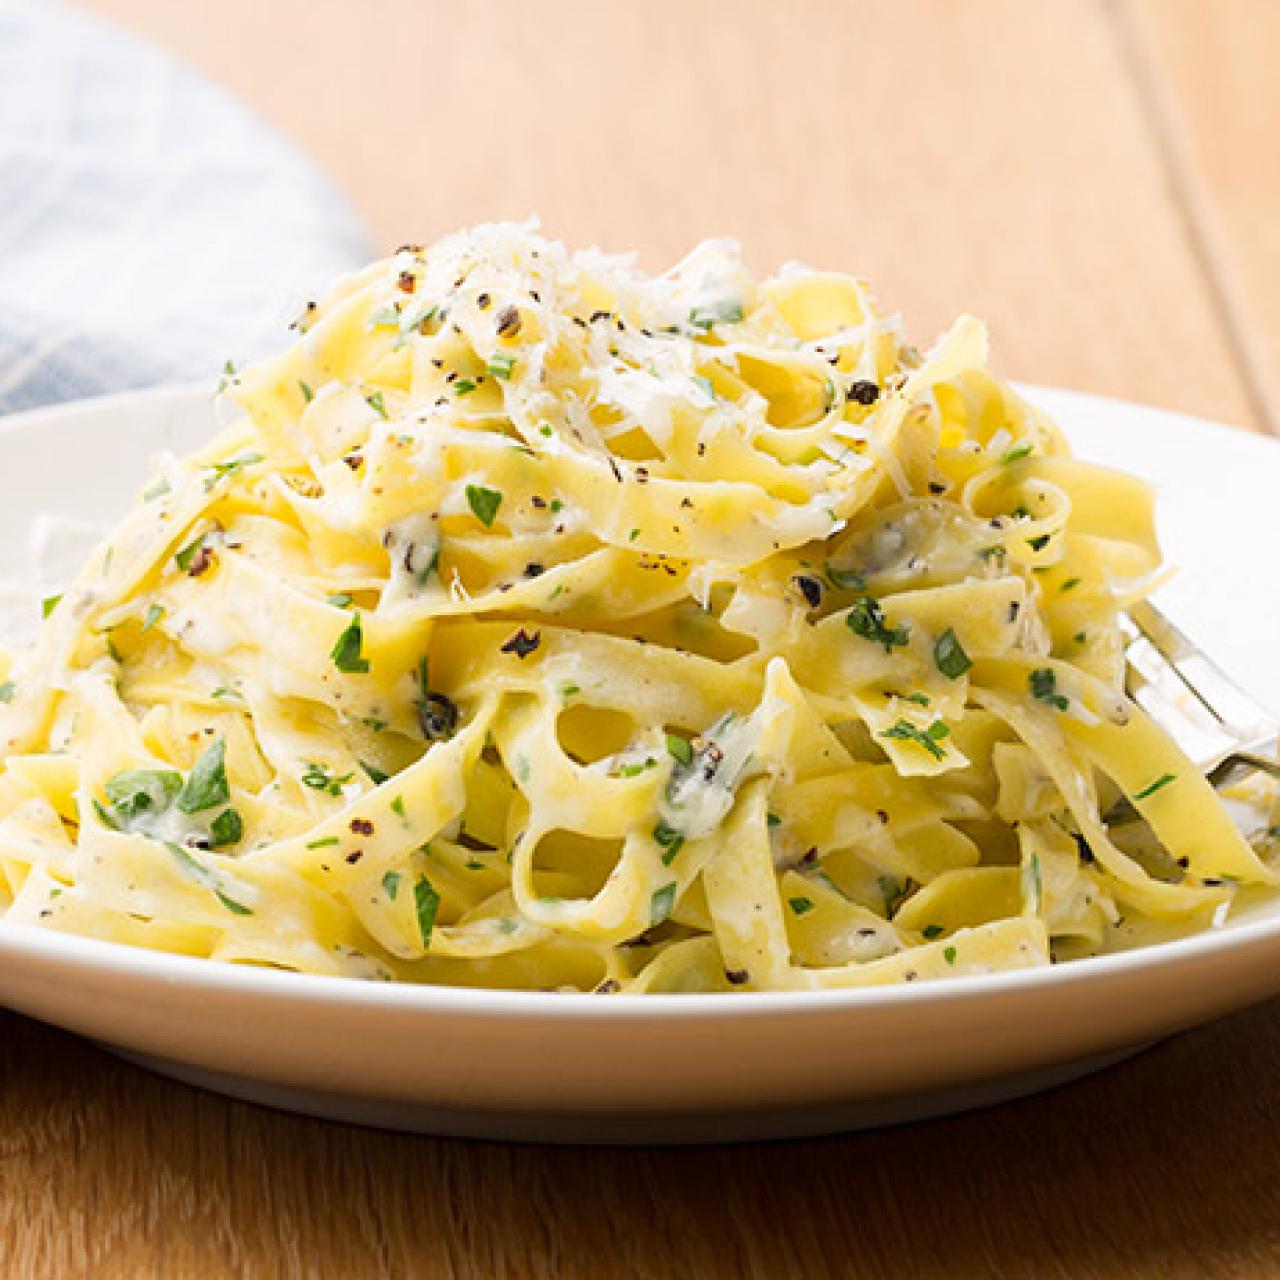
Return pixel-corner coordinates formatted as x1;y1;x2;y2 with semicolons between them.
0;223;1273;991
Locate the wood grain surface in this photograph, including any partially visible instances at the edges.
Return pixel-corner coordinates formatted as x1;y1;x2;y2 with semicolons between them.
8;1;1280;1276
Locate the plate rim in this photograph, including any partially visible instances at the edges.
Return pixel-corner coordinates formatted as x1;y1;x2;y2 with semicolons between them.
0;379;1277;1021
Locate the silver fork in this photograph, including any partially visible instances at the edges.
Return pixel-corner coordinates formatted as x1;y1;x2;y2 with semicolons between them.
1107;599;1280;823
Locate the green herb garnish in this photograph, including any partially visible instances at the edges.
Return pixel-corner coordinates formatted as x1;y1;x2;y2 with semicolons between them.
846;596;910;652
486;353;515;380
414;875;441;948
331;613;370;673
0;680;14;703
1029;667;1069;711
933;628;972;679
1134;773;1176;801
208;807;243;848
881;719;950;760
365;390;389;419
382;870;401;900
788;896;815;916
360;760;390;785
943;945;957;965
922;924;945;940
176;738;230;814
300;762;354;796
106;768;182;824
653;823;685;865
665;733;693;766
465;484;503;527
999;442;1034;464
649;881;678;927
41;594;61;619
453;378;477;397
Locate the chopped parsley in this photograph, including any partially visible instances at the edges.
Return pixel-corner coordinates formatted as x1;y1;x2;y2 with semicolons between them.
826;566;867;592
306;836;341;850
943;945;957;965
690;374;716;401
665;733;693;766
360;760;390;785
1029;667;1069;711
688;300;744;330
327;592;354;609
933;628;972;679
788;896;816;916
205;451;263;488
1025;852;1043;912
142;603;164;632
1027;533;1051;552
414;875;441;948
365;390;389;419
0;680;14;703
174;532;210;574
382;870;401;900
330;613;370;674
1134;773;1176;801
299;379;314;403
208;807;243;848
881;719;950;760
649;881;678;927
390;795;407;819
465;484;503;528
41;594;61;619
300;761;354;796
453;378;477;397
486;353;515;380
1060;577;1082;592
217;359;237;394
653;823;684;864
619;758;657;778
166;842;253;915
767;811;782;828
176;738;230;813
106;768;182;824
922;924;945;940
846;596;910;652
998;442;1034;464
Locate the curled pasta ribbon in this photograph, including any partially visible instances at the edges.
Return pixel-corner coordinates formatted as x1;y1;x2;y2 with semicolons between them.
0;222;1271;990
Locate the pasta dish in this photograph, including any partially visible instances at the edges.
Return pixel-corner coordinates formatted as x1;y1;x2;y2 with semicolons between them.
0;223;1272;991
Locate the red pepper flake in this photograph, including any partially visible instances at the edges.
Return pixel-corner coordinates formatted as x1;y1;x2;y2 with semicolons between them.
345;850;364;864
500;629;541;659
476;292;491;310
397;270;416;294
349;818;375;836
848;380;880;405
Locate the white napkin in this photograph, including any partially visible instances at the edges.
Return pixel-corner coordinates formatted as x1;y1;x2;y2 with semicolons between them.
0;0;373;413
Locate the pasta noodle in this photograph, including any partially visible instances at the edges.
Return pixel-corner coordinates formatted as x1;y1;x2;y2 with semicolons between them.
0;222;1273;991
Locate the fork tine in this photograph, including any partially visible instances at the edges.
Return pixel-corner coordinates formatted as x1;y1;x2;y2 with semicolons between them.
1125;600;1275;744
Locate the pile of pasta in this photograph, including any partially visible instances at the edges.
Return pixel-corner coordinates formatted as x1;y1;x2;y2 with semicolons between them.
0;223;1273;991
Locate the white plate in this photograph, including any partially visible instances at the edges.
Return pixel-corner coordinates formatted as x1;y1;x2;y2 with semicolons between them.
0;384;1277;1145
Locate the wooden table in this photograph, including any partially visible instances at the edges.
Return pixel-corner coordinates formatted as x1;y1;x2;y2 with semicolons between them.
7;1;1279;1274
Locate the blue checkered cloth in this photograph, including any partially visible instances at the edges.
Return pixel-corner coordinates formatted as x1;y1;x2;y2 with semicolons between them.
0;0;372;414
